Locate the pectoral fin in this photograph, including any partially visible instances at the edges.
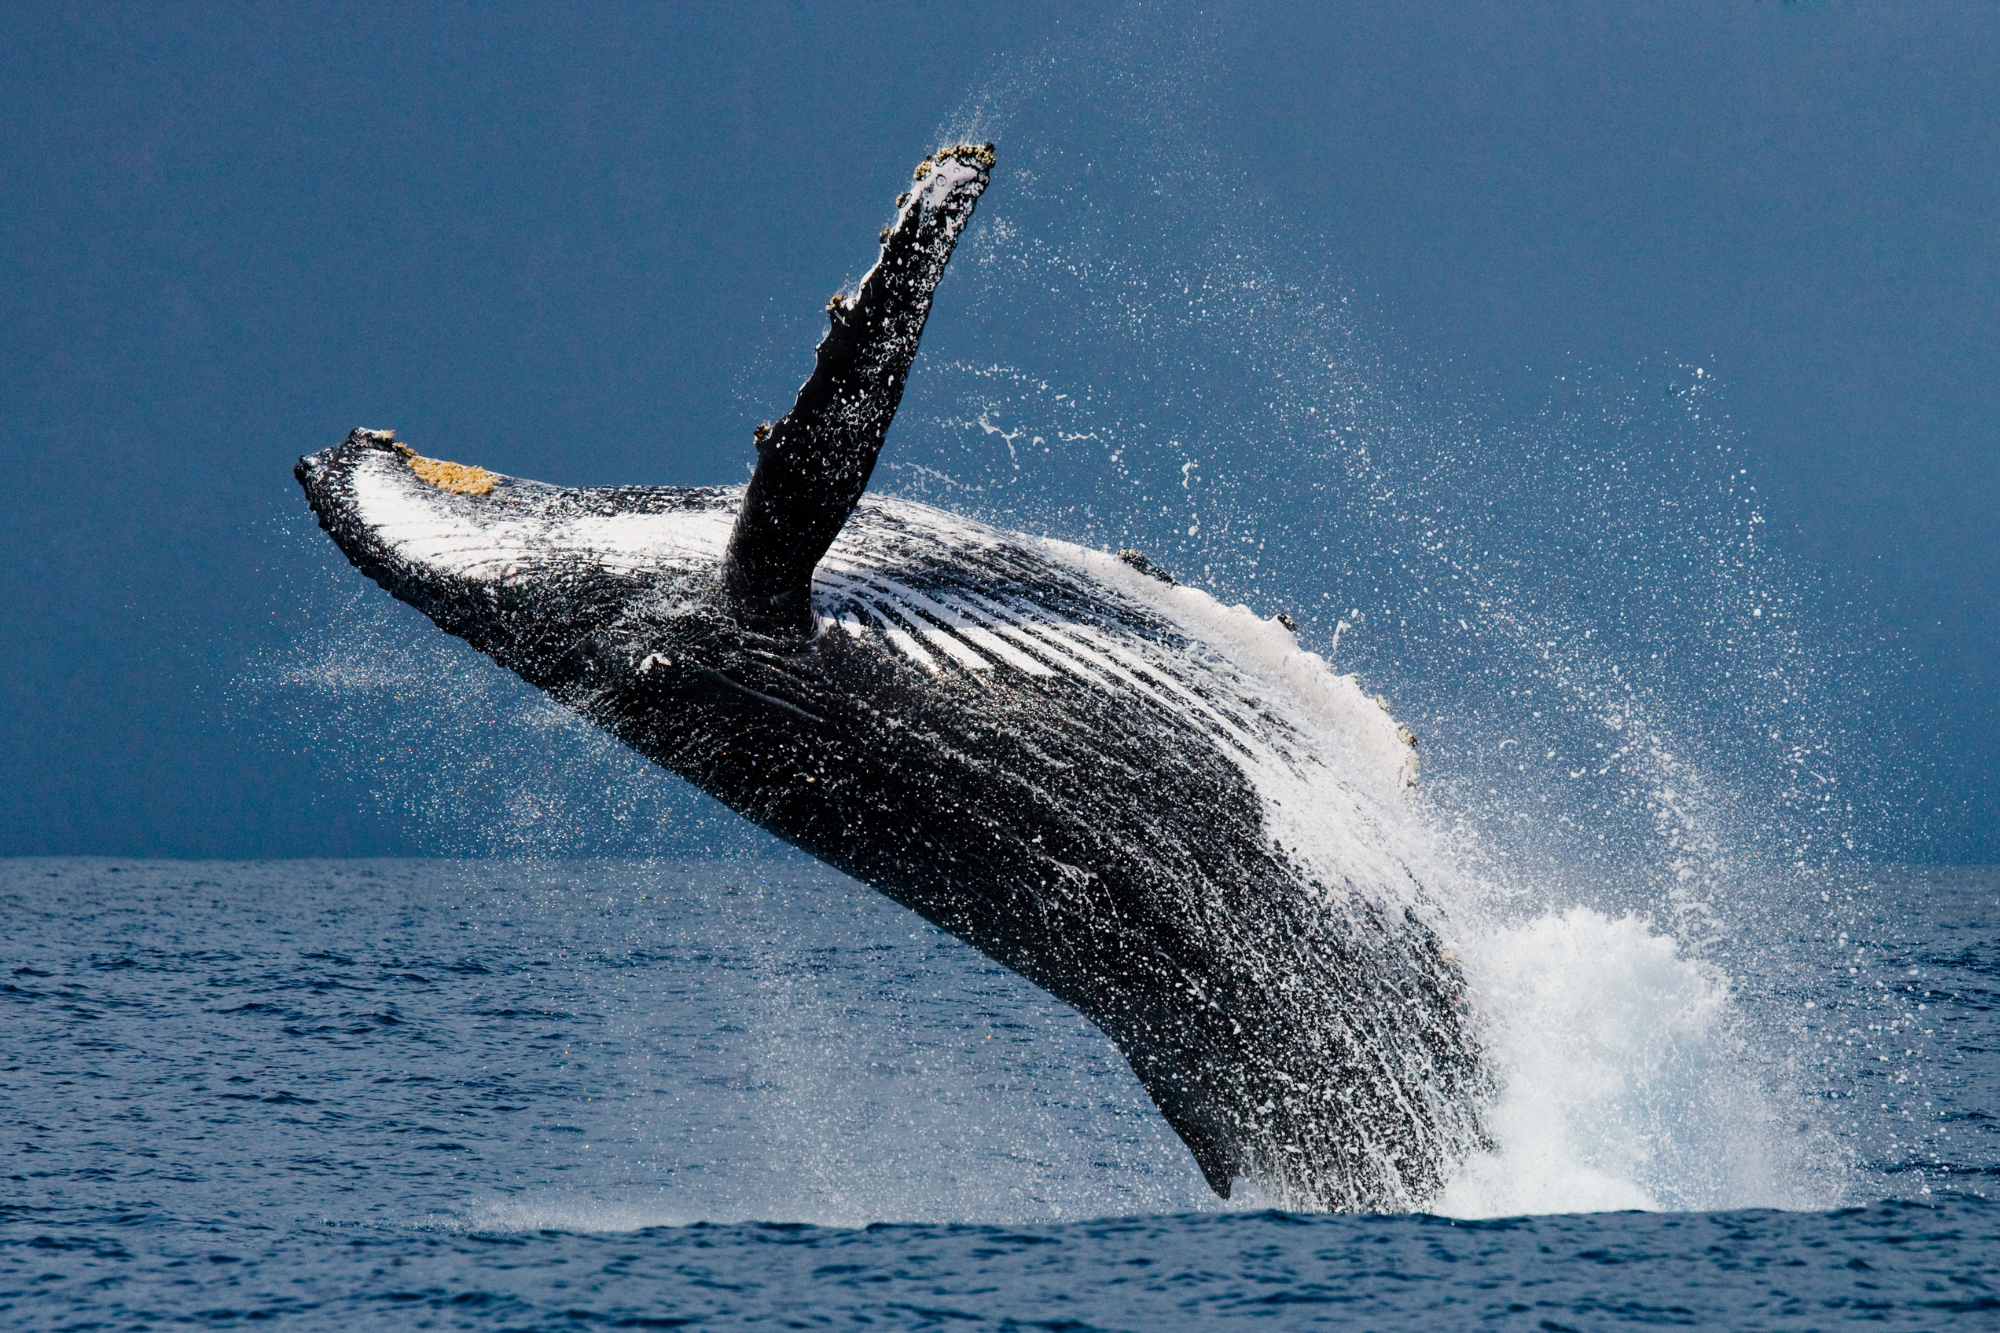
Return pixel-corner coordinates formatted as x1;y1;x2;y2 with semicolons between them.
721;145;994;633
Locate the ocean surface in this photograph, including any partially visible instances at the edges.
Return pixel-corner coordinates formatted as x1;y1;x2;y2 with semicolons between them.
3;856;1994;1329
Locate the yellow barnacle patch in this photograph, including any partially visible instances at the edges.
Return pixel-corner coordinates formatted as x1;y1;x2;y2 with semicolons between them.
405;452;497;495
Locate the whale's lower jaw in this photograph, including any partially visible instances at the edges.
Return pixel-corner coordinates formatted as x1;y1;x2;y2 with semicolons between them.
294;431;736;680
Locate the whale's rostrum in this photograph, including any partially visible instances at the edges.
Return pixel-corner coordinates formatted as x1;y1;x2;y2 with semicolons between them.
294;144;1488;1212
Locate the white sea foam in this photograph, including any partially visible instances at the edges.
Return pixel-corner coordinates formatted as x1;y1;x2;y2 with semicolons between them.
423;1197;710;1234
1436;907;1818;1217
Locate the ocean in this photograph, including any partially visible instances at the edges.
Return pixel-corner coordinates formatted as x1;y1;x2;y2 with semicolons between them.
3;856;1993;1328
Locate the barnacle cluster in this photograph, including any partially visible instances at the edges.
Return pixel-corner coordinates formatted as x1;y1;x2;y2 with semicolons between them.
394;442;497;496
911;141;997;181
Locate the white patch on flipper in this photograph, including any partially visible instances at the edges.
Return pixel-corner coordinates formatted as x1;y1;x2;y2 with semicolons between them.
908;158;983;214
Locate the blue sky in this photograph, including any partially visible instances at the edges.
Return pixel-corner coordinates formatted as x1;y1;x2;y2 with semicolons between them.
3;1;1993;861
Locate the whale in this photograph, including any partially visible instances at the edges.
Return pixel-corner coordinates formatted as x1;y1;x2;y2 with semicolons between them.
295;144;1486;1211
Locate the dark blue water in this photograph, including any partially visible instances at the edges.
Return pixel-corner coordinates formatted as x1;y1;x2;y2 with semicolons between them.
4;858;1994;1328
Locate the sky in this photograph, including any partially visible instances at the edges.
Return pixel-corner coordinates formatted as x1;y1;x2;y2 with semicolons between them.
2;0;1994;863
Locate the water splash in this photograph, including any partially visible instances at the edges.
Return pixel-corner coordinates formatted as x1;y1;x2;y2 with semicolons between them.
239;575;741;860
1440;909;1833;1216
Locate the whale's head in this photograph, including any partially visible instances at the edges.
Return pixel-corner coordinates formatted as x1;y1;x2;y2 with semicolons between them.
296;428;741;684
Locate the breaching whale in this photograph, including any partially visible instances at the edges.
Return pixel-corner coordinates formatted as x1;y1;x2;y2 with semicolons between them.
296;144;1486;1211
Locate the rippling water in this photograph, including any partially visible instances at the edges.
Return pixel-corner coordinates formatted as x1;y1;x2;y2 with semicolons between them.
4;857;1995;1328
